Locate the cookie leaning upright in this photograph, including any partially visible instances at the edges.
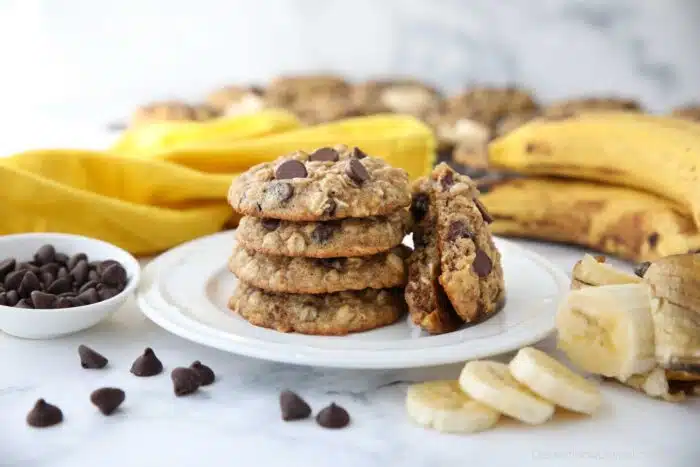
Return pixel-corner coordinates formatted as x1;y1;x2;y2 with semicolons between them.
406;163;505;332
227;146;411;221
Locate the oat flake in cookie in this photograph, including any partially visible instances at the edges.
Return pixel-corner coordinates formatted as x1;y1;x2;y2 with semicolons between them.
227;146;411;221
235;209;411;258
229;283;405;336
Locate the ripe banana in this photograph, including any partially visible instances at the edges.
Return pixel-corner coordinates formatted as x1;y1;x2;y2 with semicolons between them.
571;254;642;289
556;283;657;380
488;111;700;228
479;177;700;262
459;361;555;425
509;347;602;415
620;368;686;402
405;380;501;433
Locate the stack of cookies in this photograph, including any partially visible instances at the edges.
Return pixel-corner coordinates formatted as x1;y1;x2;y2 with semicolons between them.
227;145;413;335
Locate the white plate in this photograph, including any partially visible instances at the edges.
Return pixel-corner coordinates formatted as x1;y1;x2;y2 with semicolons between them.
136;230;570;369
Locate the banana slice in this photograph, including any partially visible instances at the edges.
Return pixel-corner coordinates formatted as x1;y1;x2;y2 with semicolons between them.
571;254;642;289
556;283;656;380
509;347;602;415
459;361;555;425
405;380;501;433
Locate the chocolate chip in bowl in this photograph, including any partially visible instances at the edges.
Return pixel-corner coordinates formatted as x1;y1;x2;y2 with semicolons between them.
0;233;141;339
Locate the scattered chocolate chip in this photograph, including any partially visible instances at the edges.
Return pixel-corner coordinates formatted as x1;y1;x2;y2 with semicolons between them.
47;277;72;295
410;193;430;222
0;258;15;280
34;245;56;266
90;387;125;415
647;232;660;248
308;147;339;162
279;390;311;421
77;288;100;305
350;147;367;159
70;260;90;287
31;290;57;309
311;223;337;243
474;198;493;224
4;269;25;291
634;261;651;278
345;159;369;184
261;218;280;231
171;367;201;396
26;399;63;428
190;361;215;386
18;271;41;298
5;290;19;306
440;171;454;191
446;221;473;242
323;199;337;217
79;344;108;369
15;298;33;308
101;263;126;287
78;280;99;294
269;182;294;202
316;403;350;429
275;160;307;179
130;348;163;377
472;249;493;277
66;253;88;271
54;253;69;264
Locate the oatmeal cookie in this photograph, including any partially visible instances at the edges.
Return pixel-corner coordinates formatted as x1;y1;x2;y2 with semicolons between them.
351;79;443;119
229;245;410;294
229;282;405;335
236;209;411;258
444;86;539;129
228;146;411;221
543;96;642;118
130;100;219;126
205;85;266;116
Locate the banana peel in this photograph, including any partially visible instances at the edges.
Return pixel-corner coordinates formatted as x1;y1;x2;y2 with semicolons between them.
479;177;700;262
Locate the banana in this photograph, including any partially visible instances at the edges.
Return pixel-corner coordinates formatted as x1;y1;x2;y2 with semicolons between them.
458;361;555;425
556;283;657;380
571;254;642;289
509;347;602;415
405;380;501;433
619;367;686;403
488;111;700;227
479;177;700;262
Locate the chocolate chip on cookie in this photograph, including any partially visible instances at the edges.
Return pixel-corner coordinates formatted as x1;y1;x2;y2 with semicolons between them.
308;147;339;162
472;249;493;277
410;193;430;222
261;218;281;231
350;147;367;159
269;182;294;202
275;160;307;180
446;221;473;242
474;198;493;224
345;159;369;184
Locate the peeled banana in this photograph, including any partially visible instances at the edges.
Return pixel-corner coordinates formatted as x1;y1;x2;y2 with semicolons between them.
479;177;700;262
488;111;700;228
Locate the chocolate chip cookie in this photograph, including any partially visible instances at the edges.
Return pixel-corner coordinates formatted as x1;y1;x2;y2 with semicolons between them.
444;86;539;130
351;79;443;119
406;163;505;328
543;96;642;118
404;187;463;334
229;246;410;294
130;100;219;127
229;282;405;335
236;209;411;258
205;85;266;116
228;146;411;221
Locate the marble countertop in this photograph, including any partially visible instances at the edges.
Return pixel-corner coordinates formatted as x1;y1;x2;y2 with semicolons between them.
1;240;698;467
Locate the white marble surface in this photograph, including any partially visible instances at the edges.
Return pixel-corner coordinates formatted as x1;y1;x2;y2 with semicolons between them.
1;240;698;467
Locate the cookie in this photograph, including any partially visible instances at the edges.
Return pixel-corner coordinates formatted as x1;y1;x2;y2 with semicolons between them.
235;209;411;258
445;86;539;129
227;146;411;221
265;74;356;124
130;100;219;127
229;245;410;294
229;282;405;335
407;164;505;324
671;104;700;122
205;85;266;116
404;188;464;334
351;79;442;119
431;114;491;149
543;96;642;118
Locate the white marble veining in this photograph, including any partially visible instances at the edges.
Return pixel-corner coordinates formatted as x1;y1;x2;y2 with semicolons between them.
1;0;700;128
1;240;698;467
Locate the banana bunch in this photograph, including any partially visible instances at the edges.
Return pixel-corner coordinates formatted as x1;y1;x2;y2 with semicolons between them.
485;111;700;261
557;253;700;401
405;347;602;434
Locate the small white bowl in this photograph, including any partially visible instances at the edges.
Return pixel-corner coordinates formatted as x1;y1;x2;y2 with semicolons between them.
0;233;141;339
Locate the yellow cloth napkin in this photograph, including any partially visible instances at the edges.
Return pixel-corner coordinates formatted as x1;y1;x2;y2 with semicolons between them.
0;113;435;256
